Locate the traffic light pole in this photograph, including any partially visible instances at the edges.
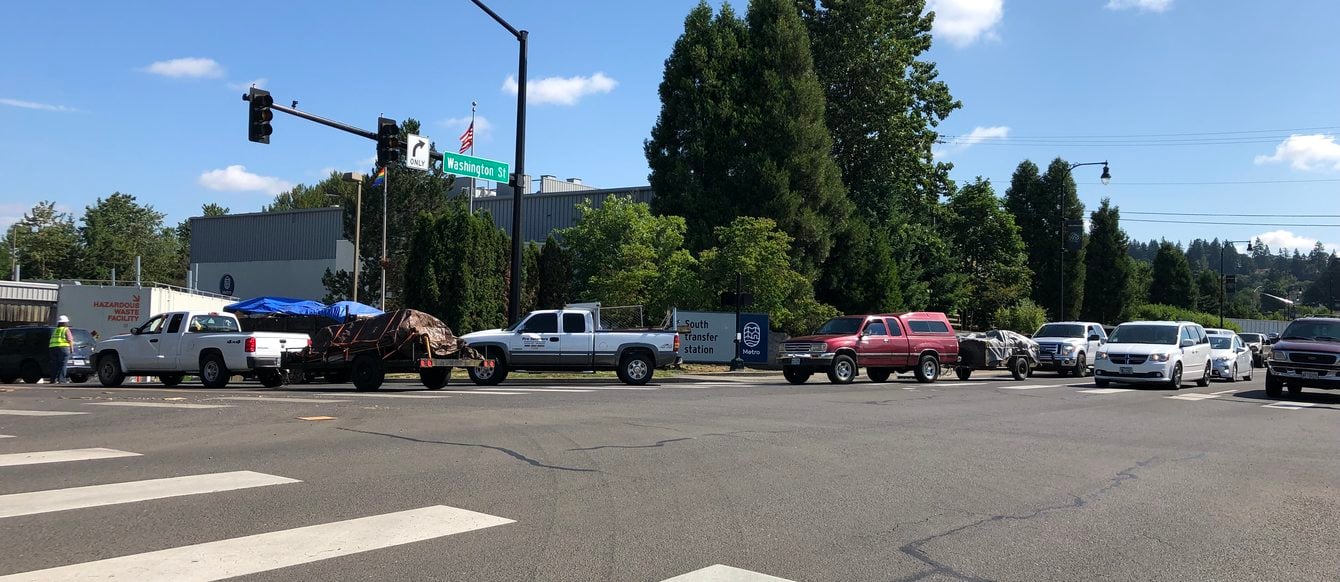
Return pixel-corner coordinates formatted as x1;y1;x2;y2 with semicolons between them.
243;92;445;163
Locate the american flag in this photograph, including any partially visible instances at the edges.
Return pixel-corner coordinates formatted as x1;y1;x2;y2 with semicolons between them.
458;122;474;154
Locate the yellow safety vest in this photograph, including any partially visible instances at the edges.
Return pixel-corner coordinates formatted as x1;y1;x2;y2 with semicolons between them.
49;326;71;348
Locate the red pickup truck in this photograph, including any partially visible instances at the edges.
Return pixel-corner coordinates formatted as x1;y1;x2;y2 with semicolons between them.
778;312;959;384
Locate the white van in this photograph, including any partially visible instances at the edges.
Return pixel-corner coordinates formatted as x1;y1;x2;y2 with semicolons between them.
1093;321;1213;388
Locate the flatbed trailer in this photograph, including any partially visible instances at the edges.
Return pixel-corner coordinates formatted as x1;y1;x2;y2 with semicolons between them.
281;342;493;391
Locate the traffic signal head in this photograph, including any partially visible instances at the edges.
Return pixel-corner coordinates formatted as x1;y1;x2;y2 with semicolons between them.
376;117;403;167
246;87;273;144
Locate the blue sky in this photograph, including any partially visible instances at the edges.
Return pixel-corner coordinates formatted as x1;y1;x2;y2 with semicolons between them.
3;0;1338;253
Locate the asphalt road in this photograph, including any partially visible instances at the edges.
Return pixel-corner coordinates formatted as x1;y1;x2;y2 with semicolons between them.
1;366;1337;581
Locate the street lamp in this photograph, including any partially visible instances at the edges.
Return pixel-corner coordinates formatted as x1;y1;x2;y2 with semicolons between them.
468;0;528;325
1059;161;1110;320
1219;240;1253;328
342;172;365;303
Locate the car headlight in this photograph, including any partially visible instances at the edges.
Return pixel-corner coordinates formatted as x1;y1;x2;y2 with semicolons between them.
1149;353;1171;362
1095;351;1108;361
1216;356;1233;363
1061;344;1076;354
1272;351;1288;362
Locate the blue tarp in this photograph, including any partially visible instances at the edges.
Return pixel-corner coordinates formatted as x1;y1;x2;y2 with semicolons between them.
319;301;383;321
224;296;328;316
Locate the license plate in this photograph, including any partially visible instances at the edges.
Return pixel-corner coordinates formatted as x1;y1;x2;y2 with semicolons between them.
1120;366;1133;375
1304;371;1319;378
791;358;801;365
69;359;85;366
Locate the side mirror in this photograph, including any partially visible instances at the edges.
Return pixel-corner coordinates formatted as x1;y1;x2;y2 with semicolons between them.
861;328;873;337
130;328;141;335
1180;338;1195;348
1088;334;1101;341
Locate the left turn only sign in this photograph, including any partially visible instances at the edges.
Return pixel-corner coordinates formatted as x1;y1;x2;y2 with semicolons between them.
405;134;430;171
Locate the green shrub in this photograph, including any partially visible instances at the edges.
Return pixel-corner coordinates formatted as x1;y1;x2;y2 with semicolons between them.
1129;304;1242;332
993;299;1048;335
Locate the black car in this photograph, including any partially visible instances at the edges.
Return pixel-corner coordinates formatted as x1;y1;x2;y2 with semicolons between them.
0;326;95;383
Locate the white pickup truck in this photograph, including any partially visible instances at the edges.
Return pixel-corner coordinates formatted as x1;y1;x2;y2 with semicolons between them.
92;311;309;388
460;306;680;385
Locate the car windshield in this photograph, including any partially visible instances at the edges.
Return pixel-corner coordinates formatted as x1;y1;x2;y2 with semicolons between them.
1239;333;1263;343
1034;324;1085;338
71;329;95;347
1210;337;1232;349
814;317;864;335
1108;325;1179;345
1280;320;1340;342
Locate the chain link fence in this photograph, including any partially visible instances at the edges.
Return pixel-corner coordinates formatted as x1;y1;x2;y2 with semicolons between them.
595;305;644;330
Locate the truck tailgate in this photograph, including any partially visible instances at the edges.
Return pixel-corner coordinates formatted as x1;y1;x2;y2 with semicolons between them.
250;333;309;357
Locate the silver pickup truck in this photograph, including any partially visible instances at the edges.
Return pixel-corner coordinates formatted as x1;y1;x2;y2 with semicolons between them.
460;306;680;385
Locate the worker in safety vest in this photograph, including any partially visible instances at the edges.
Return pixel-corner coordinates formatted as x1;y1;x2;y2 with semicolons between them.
48;315;74;384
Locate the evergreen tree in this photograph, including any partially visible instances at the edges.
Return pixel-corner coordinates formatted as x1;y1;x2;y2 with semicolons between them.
402;199;508;334
1149;241;1197;309
816;220;901;314
1081;199;1135;324
1195;269;1221;314
1004;158;1087;319
944;178;1031;329
536;235;573;309
521;242;540;314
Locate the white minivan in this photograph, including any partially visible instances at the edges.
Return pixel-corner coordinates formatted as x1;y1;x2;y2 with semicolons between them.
1093;321;1213;388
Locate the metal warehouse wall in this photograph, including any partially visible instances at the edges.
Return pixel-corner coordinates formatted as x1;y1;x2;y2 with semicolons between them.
189;207;345;263
472;186;655;242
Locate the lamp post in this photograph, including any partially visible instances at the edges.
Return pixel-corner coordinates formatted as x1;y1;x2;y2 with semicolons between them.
1058;161;1110;320
469;0;528;325
342;172;365;303
1219;240;1253;328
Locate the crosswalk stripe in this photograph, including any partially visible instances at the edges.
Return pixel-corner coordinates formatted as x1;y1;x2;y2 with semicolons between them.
1166;393;1219;401
0;505;514;582
997;384;1052;390
434;390;528;395
0;435;13;439
0;448;140;468
209;397;350;404
315;393;451;399
0;471;299;519
86;402;233;410
0;409;89;417
1263;401;1316;410
1211;389;1237;395
1078;388;1136;394
453;388;595;393
661;564;795;581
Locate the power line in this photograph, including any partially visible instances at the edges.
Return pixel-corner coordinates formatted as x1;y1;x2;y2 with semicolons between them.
1125;211;1340;218
1019;178;1340;186
1124;218;1340;227
942;125;1340;139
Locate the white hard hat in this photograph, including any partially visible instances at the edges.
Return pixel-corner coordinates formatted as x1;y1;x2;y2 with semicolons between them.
57;315;70;324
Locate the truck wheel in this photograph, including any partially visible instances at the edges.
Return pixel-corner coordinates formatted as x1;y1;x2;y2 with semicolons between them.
955;367;972;381
914;355;940;384
1074;353;1088;377
867;368;892;383
782;367;811;385
1011;358;1031;381
257;370;285;388
826;354;857;384
468;349;509;386
1265;371;1283;397
97;354;125;387
617;351;655;385
420;368;450;390
68;373;89;384
159;373;185;387
200;353;230;389
351;354;385;391
20;360;42;384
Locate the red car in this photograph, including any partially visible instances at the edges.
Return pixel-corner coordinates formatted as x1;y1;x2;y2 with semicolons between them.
778;312;959;384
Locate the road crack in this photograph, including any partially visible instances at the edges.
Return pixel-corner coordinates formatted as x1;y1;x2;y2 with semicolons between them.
337;427;597;473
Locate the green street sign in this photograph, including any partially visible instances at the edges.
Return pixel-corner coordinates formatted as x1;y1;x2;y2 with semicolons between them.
440;151;510;182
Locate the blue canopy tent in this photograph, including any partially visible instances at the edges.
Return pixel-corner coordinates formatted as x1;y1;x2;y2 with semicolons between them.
223;296;328;317
318;301;383;321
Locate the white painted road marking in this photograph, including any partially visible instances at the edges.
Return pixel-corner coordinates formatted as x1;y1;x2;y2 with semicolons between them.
997;384;1052;390
315;392;452;399
435;390;528;396
458;388;595;393
0;435;12;439
1212;389;1237;395
0;471;299;519
86;402;233;410
1263;401;1317;410
209;397;350;404
1166;393;1220;401
0;505;514;582
661;564;795;581
1078;388;1136;394
0;448;141;468
0;409;89;417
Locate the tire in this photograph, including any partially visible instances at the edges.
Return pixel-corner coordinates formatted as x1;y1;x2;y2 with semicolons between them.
1244;368;1253;381
420;367;450;390
826;354;857;384
1011;358;1031;381
97;354;125;387
782;367;811;385
20;360;42;384
257;370;285;388
867;368;892;383
914;354;940;384
1288;383;1303;396
159;373;185;387
68;373;88;384
1167;363;1183;389
351;354;385;391
468;349;508;386
1225;364;1237;383
1265;372;1283;397
1195;362;1210;387
955;367;972;381
1074;353;1088;378
200;353;230;389
617;351;655;385
1095;378;1110;387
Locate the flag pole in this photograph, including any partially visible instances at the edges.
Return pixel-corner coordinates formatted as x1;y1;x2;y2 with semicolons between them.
469;101;477;214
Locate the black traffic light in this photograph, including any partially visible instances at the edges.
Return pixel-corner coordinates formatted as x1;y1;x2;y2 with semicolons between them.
246;87;273;144
376;117;403;167
1064;219;1084;251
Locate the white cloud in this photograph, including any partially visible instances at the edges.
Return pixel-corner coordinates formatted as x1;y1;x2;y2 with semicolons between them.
0;98;80;113
198;165;293;195
927;0;1003;48
1105;0;1173;13
1255;134;1340;172
1252;230;1340;254
501;72;617;106
142;57;224;79
227;78;267;91
933;125;1010;158
441;115;493;140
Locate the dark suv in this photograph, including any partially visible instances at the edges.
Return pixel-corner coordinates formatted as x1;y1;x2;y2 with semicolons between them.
1265;317;1340;397
0;326;95;383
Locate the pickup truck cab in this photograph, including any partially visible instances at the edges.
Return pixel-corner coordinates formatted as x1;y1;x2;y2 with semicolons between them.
778;312;959;384
93;311;309;388
1265;317;1340;397
1031;321;1107;377
460;306;680;385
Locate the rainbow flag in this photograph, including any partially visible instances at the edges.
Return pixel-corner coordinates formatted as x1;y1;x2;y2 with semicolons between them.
371;166;386;187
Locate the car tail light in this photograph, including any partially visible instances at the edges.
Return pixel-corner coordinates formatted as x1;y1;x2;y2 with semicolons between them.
244;337;256;353
306;338;313;348
674;334;681;352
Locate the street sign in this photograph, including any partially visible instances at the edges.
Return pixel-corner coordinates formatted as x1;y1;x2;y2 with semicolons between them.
441;151;509;182
740;313;770;364
405;134;430;171
1064;219;1084;251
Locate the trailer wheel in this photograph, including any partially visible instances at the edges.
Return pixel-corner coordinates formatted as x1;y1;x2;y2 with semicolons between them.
955;367;972;381
351;354;385;391
1011;358;1031;381
420;368;450;390
257;369;286;388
